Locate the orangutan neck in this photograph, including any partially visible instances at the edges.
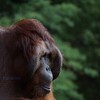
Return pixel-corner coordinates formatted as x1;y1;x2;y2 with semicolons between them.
35;91;55;100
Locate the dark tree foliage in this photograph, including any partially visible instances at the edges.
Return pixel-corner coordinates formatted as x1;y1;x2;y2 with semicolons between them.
11;0;29;3
0;0;29;16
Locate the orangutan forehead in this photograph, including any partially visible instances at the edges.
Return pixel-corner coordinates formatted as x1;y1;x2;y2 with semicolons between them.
15;19;47;35
14;19;54;44
36;41;50;56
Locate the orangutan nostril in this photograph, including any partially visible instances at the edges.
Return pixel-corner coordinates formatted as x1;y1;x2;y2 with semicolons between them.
46;67;51;71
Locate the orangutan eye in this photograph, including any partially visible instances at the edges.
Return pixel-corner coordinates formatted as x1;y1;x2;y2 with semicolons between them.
40;52;46;59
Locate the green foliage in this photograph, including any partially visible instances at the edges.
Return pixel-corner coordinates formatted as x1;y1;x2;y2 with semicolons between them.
0;17;11;26
0;0;100;100
54;70;84;100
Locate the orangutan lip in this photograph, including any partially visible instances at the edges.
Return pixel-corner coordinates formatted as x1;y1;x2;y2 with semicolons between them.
41;86;51;92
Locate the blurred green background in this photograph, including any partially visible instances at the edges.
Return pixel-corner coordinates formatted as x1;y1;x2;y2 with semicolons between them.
0;0;100;100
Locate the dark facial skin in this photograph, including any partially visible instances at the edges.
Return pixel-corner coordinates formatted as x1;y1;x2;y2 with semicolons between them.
25;55;53;98
39;57;53;91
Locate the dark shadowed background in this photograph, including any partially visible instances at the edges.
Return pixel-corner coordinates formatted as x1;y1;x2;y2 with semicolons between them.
0;0;100;100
